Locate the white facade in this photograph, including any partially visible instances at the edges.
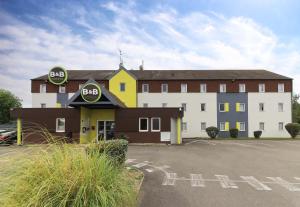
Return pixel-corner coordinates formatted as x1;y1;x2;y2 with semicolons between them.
32;93;57;108
138;93;217;138
248;93;292;137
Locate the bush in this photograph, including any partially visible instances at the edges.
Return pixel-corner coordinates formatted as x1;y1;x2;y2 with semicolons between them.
2;144;136;207
229;128;239;138
254;130;262;139
87;139;129;165
285;123;300;138
206;126;219;139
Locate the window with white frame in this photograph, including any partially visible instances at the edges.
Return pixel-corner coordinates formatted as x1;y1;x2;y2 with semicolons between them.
120;83;126;92
219;103;225;112
239;84;246;93
139;118;148;132
259;83;265;92
41;103;46;108
142;84;149;93
240;122;246;131
278;122;284;131
278;103;284;112
220;122;226;131
161;84;168;93
200;84;207;93
59;85;66;93
143;103;148;108
151;117;161;132
201;122;206;131
220;84;226;93
181;103;187;111
278;83;284;93
182;122;187;131
259;103;264;112
56;118;65;132
239;103;246;112
181;84;187;93
259;122;265;131
40;84;46;93
200;103;206;112
162;103;167;107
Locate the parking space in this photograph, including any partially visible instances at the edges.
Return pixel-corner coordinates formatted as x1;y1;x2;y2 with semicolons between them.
127;140;300;207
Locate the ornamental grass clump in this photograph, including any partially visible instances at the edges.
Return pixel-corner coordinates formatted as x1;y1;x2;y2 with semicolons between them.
2;144;136;207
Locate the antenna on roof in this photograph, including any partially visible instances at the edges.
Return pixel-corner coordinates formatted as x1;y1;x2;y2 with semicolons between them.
139;60;144;71
119;49;124;69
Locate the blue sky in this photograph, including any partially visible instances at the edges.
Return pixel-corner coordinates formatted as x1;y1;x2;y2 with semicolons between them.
0;0;300;106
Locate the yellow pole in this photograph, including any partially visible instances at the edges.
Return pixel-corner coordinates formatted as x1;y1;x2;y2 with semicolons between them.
177;118;181;144
17;118;22;145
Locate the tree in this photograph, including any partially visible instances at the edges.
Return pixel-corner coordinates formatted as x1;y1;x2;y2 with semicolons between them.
0;89;22;124
292;94;300;123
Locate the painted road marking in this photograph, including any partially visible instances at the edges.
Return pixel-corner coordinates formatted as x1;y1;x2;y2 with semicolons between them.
132;162;148;168
125;159;136;164
190;174;205;187
240;176;272;191
162;173;177;186
145;168;154;173
267;177;300;191
215;175;238;189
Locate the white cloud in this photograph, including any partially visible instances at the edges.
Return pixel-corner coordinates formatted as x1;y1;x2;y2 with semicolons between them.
0;2;300;107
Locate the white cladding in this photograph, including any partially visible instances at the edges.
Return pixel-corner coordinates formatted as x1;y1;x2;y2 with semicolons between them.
138;93;217;138
32;93;57;108
248;93;291;137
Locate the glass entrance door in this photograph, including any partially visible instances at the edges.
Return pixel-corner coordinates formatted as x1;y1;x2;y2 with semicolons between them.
97;121;115;141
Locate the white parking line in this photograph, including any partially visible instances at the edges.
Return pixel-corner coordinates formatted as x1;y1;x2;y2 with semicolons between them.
190;174;205;187
162;173;177;186
267;177;300;192
125;159;136;164
215;175;238;189
145;168;154;173
132;162;148;168
241;176;272;191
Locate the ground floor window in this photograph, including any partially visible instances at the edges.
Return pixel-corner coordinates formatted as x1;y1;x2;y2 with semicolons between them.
259;122;265;131
143;103;148;108
139;118;148;132
278;122;284;131
239;122;246;131
220;122;225;131
201;122;206;131
151;117;161;132
182;122;187;131
56;118;65;132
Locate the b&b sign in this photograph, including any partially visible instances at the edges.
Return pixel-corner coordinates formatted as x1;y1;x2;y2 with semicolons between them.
81;83;102;103
48;67;68;85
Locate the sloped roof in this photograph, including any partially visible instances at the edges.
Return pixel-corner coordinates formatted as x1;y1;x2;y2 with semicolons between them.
33;69;292;80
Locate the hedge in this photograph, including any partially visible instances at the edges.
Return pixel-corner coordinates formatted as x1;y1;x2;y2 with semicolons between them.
206;126;219;139
285;123;300;138
229;128;238;138
254;130;262;139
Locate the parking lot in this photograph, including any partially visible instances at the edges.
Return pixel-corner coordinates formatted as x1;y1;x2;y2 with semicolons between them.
127;140;300;207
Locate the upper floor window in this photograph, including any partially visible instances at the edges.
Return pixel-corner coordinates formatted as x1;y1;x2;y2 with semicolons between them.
259;83;265;93
239;103;246;112
120;83;126;92
142;84;149;93
162;103;167;107
200;103;206;112
143;103;148;108
278;83;284;93
161;84;168;93
219;103;225;112
181;84;187;93
239;84;246;93
41;103;46;108
259;103;264;112
56;118;65;132
40;84;46;93
200;84;207;93
59;85;66;93
220;84;226;93
181;103;187;112
278;103;284;112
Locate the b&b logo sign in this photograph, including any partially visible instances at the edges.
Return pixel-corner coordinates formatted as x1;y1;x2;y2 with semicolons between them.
81;83;102;103
48;67;68;85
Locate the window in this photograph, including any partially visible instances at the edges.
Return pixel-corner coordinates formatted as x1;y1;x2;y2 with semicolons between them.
143;103;148;108
181;84;187;93
162;103;167;107
120;83;126;92
259;84;265;93
151;118;161;132
200;103;206;112
259;122;265;131
40;84;46;93
278;83;284;93
182;122;187;131
161;84;168;93
219;103;225;112
200;84;207;93
239;103;246;112
201;122;206;131
279;122;284;131
220;122;226;131
56;118;65;132
240;122;246;131
79;84;84;90
259;103;264;112
142;84;149;93
220;84;226;93
139;118;148;132
41;103;46;108
278;103;284;112
59;85;66;93
181;103;187;111
239;84;246;93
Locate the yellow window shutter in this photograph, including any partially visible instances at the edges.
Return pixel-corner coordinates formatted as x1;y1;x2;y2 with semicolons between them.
236;122;240;130
236;103;240;112
56;103;61;108
225;122;230;131
225;103;229;112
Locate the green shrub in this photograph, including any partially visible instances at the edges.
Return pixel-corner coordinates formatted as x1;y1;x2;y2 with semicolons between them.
87;139;128;165
2;144;136;207
206;126;219;139
285;123;300;138
229;128;239;138
254;130;262;139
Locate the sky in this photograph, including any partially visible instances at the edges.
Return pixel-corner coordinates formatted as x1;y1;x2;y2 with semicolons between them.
0;0;300;107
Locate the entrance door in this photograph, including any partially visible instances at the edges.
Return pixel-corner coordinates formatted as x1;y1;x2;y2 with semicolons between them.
97;121;115;141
